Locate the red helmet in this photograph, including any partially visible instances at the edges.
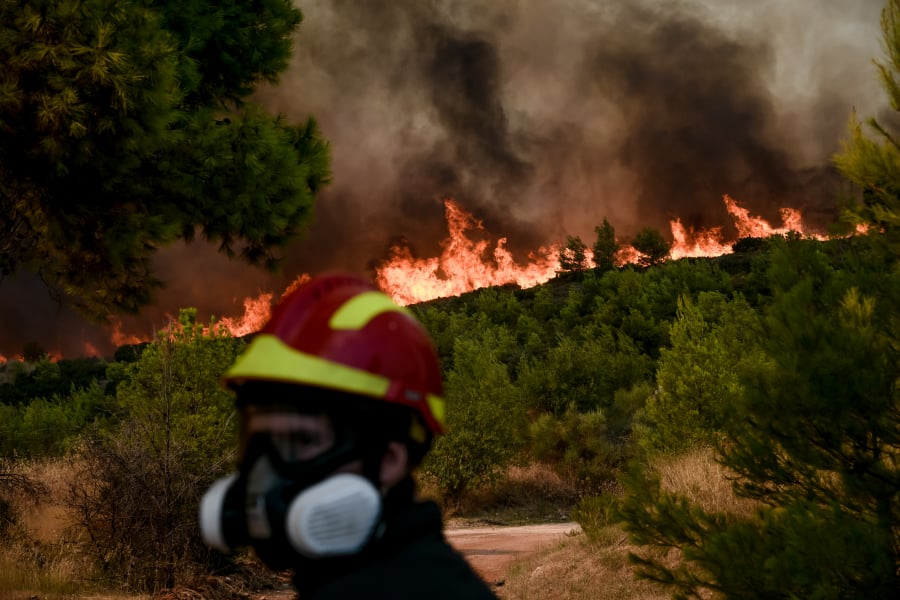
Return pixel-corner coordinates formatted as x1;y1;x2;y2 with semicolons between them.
223;274;446;434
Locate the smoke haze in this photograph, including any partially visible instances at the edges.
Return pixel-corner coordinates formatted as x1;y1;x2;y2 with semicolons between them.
0;0;888;358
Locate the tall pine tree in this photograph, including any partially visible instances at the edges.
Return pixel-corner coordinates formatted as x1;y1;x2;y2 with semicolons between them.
0;0;330;318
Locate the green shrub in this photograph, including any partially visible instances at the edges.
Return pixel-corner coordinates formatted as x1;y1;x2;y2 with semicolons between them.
424;329;526;502
572;494;619;543
636;296;765;454
528;408;624;491
66;310;243;592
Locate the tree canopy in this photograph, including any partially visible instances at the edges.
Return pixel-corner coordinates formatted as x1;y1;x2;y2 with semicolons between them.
0;0;330;319
631;226;671;267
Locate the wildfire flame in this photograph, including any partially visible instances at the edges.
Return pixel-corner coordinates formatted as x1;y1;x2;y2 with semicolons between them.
110;320;144;347
375;200;560;305
216;293;274;338
379;194;828;304
668;194;825;260
100;194;828;353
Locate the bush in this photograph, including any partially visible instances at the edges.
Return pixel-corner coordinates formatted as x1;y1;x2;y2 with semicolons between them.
424;329;526;502
572;493;620;543
636;296;765;454
65;310;243;592
529;408;625;492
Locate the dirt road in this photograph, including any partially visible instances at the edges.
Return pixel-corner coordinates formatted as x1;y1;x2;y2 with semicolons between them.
445;522;581;585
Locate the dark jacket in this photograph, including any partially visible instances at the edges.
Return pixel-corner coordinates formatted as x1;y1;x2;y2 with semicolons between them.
291;499;498;599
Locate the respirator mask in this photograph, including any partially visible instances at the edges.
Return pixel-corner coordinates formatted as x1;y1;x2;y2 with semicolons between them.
198;407;384;570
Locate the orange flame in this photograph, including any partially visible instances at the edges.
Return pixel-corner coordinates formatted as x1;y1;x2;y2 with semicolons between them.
212;274;313;338
669;220;730;259
280;273;312;300
100;196;832;354
724;193;805;238
216;293;274;338
669;194;826;260
376;199;559;305
110;319;144;347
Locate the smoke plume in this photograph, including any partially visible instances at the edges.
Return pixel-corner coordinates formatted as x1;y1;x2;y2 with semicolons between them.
0;0;888;358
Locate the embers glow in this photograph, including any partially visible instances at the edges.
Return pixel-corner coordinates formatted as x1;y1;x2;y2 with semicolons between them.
375;199;559;305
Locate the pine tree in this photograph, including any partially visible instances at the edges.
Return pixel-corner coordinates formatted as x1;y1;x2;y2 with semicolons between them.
0;0;330;318
834;0;900;238
559;234;590;273
632;227;671;267
592;217;620;272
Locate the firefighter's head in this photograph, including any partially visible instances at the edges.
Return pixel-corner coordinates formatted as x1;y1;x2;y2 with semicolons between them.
199;273;445;566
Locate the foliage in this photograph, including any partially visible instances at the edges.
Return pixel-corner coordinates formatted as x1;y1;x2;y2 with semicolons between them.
529;407;626;491
636;294;766;454
559;234;590;273
572;493;620;543
631;227;672;267
834;0;900;238
592;217;620;272
0;0;330;318
65;309;243;592
517;327;653;415
15;383;113;457
620;233;900;598
424;328;526;501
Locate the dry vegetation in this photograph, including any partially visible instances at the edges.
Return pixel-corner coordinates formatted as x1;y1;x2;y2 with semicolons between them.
498;533;670;600
1;447;753;600
655;447;758;518
499;447;757;599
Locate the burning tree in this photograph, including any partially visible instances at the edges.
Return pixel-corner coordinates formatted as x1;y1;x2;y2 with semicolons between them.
0;0;330;319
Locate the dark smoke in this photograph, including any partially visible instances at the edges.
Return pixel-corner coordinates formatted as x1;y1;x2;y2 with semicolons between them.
0;0;887;358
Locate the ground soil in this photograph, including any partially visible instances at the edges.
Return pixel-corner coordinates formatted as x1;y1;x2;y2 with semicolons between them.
246;521;582;600
445;521;582;586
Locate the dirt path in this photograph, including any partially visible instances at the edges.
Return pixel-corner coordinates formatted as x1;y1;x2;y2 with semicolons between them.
445;522;581;585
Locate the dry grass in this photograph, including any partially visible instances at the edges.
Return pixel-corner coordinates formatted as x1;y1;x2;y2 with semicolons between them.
18;458;74;540
3;448;748;600
655;446;757;517
422;462;581;525
0;459;105;600
498;528;669;600
494;447;756;599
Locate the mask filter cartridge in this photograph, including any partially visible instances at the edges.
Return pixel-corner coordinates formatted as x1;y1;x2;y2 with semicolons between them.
199;473;239;554
286;473;382;557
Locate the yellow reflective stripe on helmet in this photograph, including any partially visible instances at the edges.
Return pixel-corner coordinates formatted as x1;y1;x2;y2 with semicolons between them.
426;393;446;430
225;335;391;397
330;291;414;330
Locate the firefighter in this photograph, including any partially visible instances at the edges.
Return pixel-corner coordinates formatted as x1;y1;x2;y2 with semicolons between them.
199;273;497;598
